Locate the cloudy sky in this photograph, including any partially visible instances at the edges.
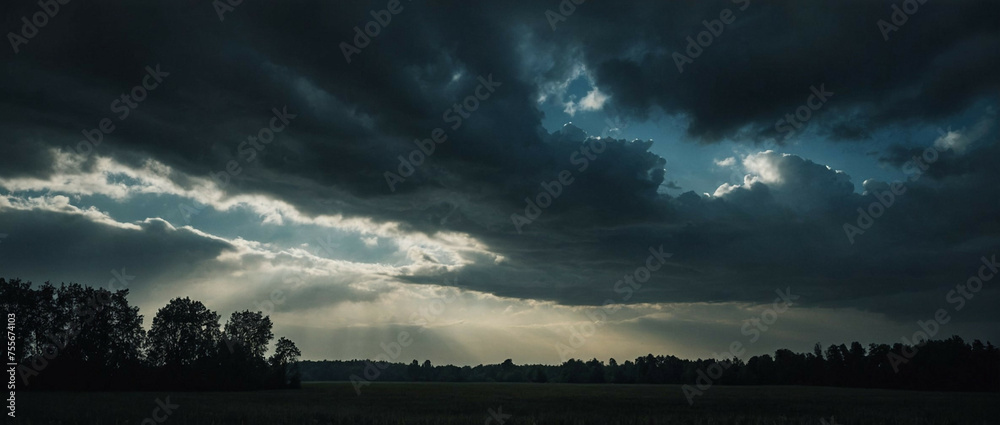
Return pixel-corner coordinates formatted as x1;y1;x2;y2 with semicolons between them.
1;0;998;365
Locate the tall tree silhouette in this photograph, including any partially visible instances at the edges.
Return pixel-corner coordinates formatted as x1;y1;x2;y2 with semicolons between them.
269;337;302;388
147;297;221;367
223;310;274;360
62;285;145;369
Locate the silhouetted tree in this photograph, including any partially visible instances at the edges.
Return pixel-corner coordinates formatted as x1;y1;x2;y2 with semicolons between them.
586;358;606;383
528;366;549;383
223;310;274;360
421;359;435;381
269;337;302;388
147;297;222;367
407;359;421;380
270;337;301;365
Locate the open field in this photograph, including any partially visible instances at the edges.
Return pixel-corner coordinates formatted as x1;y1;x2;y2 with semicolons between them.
17;382;999;424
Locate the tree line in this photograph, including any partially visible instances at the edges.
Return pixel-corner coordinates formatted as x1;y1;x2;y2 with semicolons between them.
5;277;997;393
1;278;301;391
301;340;999;392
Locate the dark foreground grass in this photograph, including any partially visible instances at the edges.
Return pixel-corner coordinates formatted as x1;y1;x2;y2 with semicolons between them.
18;382;999;424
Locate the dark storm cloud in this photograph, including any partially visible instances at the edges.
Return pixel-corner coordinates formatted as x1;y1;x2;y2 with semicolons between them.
0;208;232;290
1;0;999;327
540;0;1000;142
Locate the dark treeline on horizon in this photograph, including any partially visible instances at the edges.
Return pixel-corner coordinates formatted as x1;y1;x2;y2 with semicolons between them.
303;340;1000;393
4;277;999;393
1;278;301;391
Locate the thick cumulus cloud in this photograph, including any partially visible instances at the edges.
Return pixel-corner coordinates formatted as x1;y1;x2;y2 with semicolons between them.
0;0;998;346
714;151;854;211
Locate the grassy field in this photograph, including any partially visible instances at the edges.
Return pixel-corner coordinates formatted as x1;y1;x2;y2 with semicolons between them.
17;382;998;424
